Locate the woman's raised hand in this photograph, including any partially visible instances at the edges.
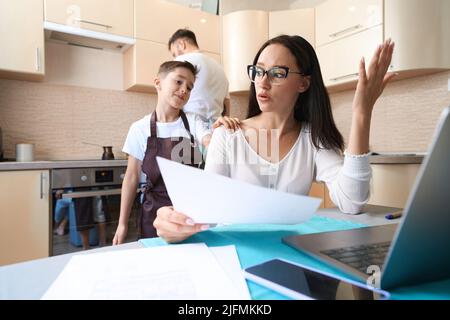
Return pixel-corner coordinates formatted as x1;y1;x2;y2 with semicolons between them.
353;39;397;117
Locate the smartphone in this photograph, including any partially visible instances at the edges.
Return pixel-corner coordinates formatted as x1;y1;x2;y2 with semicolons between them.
244;258;390;300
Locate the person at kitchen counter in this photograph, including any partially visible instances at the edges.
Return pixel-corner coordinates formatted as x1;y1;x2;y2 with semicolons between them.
168;29;233;146
112;61;239;243
154;35;397;243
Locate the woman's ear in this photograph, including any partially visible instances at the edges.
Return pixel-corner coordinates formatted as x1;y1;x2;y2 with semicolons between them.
298;76;311;93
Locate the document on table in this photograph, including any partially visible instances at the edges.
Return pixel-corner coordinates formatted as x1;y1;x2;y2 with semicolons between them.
42;243;250;300
209;245;250;299
157;157;321;224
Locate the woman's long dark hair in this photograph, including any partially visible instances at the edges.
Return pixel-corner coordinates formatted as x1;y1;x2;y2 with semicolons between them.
247;35;344;153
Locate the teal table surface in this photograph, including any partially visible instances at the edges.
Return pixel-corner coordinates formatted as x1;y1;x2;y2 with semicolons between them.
140;215;450;300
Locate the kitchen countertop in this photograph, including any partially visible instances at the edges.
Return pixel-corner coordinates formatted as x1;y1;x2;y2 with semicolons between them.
0;154;425;171
0;159;128;171
369;153;425;164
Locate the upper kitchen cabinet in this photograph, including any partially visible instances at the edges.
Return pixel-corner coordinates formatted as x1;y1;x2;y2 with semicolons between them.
44;0;133;38
135;0;220;54
0;0;45;81
124;39;173;93
316;0;450;91
222;11;269;93
269;8;315;47
315;0;383;89
317;25;382;89
385;0;450;78
315;0;382;47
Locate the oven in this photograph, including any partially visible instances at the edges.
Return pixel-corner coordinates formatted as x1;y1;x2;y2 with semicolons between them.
50;166;140;256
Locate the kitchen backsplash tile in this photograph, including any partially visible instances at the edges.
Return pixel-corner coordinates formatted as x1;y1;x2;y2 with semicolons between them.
0;79;155;160
1;70;449;160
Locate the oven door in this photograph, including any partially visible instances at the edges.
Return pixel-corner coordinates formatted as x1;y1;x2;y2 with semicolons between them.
51;167;141;256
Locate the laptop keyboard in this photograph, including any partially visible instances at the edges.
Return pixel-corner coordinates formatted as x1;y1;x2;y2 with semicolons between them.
320;242;391;274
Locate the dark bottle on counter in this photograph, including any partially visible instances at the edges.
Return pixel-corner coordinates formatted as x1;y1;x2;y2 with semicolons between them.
102;146;114;160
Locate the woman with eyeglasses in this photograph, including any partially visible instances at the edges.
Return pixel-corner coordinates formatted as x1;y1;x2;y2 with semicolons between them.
154;35;396;243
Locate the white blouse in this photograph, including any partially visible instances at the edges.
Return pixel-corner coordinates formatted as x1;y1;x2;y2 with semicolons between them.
204;126;372;214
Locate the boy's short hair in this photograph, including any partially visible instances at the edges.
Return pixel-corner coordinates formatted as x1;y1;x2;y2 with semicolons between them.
168;29;199;50
158;60;198;78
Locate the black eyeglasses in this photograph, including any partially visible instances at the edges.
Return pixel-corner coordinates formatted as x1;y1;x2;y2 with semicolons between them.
247;65;305;85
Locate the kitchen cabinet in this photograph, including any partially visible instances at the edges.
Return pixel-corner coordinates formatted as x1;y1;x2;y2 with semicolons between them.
368;164;420;209
134;0;220;54
124;39;173;93
0;170;50;266
269;8;315;47
44;0;133;37
315;0;382;47
385;0;450;77
0;0;45;81
222;10;269;93
316;0;450;92
223;9;315;93
317;25;382;88
308;182;335;209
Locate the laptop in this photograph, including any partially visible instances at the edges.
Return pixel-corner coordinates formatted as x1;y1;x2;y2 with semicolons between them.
283;106;450;290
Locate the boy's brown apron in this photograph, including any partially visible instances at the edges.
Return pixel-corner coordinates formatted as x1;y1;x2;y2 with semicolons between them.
139;111;202;238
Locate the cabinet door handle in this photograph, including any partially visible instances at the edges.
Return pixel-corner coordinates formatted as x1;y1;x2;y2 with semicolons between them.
75;19;112;29
40;172;49;199
36;48;41;71
40;172;44;199
330;73;359;82
329;24;362;38
61;188;142;199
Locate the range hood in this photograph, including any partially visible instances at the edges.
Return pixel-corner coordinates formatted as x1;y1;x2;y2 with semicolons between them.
44;21;135;52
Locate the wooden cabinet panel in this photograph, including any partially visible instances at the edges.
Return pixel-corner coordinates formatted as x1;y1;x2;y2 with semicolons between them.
44;0;133;37
385;0;450;75
369;164;420;208
315;0;450;92
308;182;336;209
269;8;315;47
135;0;220;54
316;0;382;47
124;39;173;93
0;170;50;266
222;10;269;93
0;0;44;79
316;25;382;88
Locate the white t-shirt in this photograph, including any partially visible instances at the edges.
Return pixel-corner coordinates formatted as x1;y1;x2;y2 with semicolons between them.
122;112;211;162
205;126;372;214
175;51;229;122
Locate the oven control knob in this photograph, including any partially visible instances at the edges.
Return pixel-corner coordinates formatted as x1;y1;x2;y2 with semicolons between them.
120;173;125;180
81;175;88;182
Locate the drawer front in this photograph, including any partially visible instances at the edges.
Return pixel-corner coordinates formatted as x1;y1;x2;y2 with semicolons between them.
316;0;383;47
44;0;133;37
317;25;383;87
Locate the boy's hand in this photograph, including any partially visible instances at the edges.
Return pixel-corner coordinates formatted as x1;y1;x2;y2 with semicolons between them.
212;116;241;132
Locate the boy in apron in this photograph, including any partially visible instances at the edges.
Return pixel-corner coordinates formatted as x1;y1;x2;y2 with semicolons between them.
113;60;238;243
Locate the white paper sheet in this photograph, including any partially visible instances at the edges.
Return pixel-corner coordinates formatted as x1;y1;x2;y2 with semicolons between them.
42;243;247;300
210;246;251;300
157;157;321;224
